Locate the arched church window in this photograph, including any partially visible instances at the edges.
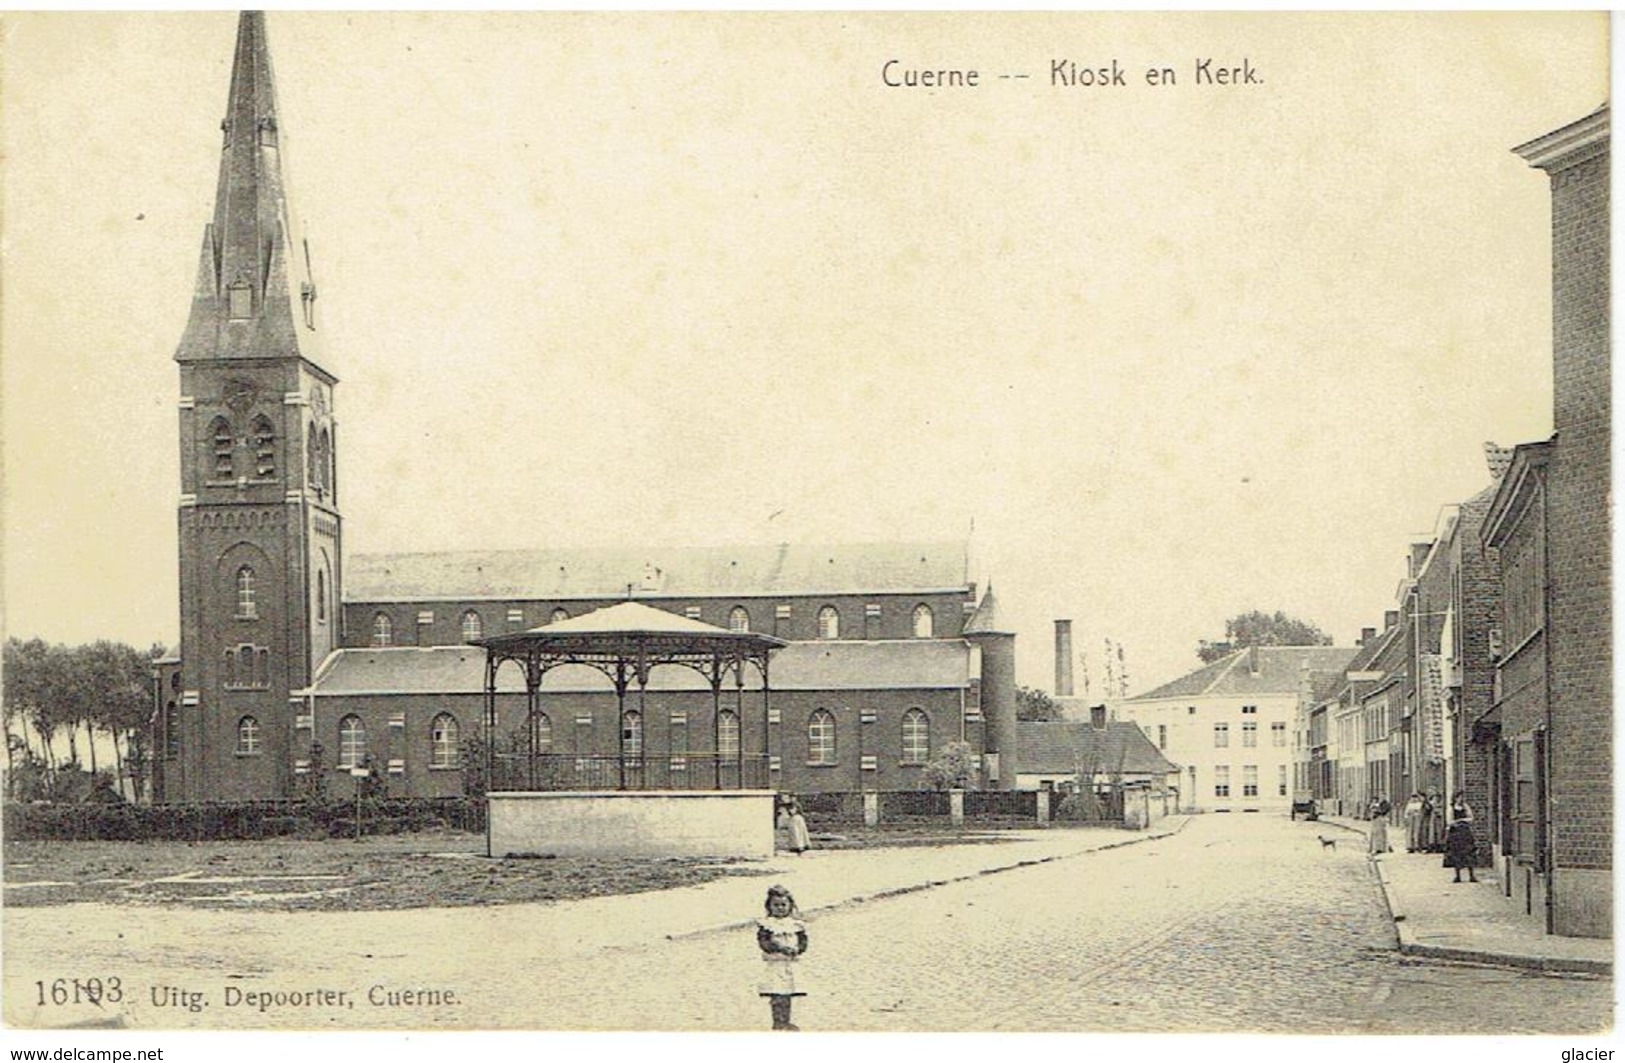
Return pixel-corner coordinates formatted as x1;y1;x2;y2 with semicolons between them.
430;713;459;769
622;711;644;763
550;608;569;625
307;422;319;490
817;606;840;640
912;604;934;639
163;701;179;760
319;427;333;495
807;710;836;765
718;710;740;758
235;566;257;619
461;610;483;642
338;715;366;769
372;612;393;647
531;712;553;754
237;716;261;756
316;569;327;623
212;417;234;479
729;606;750;633
902;708;930;765
251;415;275;478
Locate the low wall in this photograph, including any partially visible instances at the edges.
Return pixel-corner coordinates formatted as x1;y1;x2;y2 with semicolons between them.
487;790;776;859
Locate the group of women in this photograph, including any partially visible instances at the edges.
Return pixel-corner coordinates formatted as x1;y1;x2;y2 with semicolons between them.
1367;790;1480;882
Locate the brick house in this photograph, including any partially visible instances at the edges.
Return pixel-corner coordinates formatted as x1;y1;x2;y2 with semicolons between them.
1479;105;1610;938
151;14;1022;804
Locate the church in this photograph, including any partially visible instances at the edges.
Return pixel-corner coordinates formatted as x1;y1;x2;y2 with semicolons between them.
150;13;1020;804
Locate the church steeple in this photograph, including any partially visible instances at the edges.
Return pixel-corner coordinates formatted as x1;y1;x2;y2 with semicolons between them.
166;11;343;803
176;11;324;366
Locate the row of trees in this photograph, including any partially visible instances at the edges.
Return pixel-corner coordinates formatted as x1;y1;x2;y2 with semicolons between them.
3;637;164;800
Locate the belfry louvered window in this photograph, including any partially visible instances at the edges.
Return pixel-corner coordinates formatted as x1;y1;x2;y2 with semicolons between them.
213;418;234;478
251;415;275;477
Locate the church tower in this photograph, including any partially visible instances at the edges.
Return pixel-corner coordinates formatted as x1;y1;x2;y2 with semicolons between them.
168;12;341;801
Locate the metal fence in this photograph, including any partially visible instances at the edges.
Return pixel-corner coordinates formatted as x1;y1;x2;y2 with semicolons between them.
880;790;952;818
490;753;771;792
964;790;1039;818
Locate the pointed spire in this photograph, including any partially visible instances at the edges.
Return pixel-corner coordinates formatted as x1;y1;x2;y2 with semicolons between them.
963;584;1013;638
176;11;326;369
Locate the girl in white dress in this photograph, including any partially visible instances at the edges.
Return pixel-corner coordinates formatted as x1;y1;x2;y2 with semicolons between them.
756;885;808;1030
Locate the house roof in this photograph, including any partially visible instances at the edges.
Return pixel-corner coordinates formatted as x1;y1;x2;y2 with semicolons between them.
1015;721;1180;776
307;638;971;697
1307;669;1346;703
1132;646;1358;701
345;541;969;602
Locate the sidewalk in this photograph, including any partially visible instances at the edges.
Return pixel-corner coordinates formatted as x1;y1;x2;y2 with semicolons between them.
658;815;1192;941
1318;815;1612;975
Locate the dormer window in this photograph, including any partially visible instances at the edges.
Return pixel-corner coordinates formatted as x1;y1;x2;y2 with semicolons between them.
227;279;253;320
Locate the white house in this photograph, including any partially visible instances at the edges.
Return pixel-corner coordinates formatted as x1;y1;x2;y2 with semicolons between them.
1115;646;1357;813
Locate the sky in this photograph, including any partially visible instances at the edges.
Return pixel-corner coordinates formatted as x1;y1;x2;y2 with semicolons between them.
0;11;1608;696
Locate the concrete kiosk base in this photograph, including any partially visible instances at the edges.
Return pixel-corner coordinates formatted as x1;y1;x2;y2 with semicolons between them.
487;790;777;859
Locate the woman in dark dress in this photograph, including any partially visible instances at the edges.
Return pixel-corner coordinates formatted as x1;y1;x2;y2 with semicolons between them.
1443;791;1478;883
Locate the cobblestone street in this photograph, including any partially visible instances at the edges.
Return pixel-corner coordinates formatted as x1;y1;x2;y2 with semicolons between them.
528;814;1611;1032
3;815;1611;1033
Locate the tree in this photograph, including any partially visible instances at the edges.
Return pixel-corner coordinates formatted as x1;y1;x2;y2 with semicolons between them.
918;740;979;791
3;638;50;769
1016;684;1063;722
1197;610;1333;663
80;641;157;798
4;637;163;799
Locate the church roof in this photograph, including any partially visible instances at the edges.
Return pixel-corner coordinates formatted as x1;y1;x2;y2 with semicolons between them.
1015;721;1180;777
175;11;328;370
307;638;972;696
345;541;969;602
961;584;1012;637
1132;645;1358;701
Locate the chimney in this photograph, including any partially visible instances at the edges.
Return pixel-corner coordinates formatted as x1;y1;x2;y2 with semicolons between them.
1090;704;1107;729
1484;441;1514;481
1384;610;1399;631
1360;627;1376;646
1054;620;1074;697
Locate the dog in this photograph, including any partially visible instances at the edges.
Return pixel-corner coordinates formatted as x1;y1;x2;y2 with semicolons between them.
1317;835;1338;851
